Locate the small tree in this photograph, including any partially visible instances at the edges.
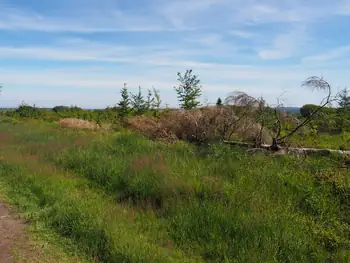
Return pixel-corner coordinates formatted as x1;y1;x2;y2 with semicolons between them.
339;88;350;110
216;97;223;106
130;86;147;115
174;69;202;110
300;104;319;117
118;83;130;118
151;87;162;118
152;88;161;110
52;106;71;113
16;102;42;118
146;89;154;111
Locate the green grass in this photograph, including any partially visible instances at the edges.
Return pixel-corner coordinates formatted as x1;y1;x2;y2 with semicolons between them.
289;132;350;150
0;183;91;263
0;121;349;262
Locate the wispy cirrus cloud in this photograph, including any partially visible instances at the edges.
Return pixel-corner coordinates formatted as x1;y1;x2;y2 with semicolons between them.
230;30;256;39
0;5;170;32
0;39;227;67
258;27;309;60
1;0;348;33
302;46;350;63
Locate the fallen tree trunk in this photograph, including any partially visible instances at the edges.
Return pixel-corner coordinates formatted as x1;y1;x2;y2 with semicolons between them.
222;140;350;156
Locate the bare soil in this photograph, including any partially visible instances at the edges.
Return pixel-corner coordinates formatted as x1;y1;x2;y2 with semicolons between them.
0;202;42;263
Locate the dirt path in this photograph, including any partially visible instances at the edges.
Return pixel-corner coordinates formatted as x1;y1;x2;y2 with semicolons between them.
0;201;45;263
0;201;26;262
0;194;86;263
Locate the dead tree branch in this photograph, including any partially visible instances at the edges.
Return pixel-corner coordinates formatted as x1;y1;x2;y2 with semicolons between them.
222;77;348;154
278;76;339;143
222;91;262;141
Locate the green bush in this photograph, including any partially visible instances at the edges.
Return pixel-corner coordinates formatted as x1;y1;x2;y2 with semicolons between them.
15;104;43;118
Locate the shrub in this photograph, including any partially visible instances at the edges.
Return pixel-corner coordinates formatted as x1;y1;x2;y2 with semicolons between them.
16;104;43;118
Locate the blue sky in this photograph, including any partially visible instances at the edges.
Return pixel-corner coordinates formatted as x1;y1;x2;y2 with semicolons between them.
0;0;350;108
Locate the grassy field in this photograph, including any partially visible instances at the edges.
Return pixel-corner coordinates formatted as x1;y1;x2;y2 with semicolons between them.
288;132;350;150
0;120;349;262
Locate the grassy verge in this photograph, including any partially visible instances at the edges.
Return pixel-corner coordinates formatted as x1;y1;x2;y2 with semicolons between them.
0;121;349;262
0;183;90;263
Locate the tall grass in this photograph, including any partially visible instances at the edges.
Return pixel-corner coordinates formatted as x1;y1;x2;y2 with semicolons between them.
290;132;350;150
0;121;349;262
55;132;349;262
0;161;200;262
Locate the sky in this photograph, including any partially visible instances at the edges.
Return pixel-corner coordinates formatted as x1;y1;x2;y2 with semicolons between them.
0;0;350;108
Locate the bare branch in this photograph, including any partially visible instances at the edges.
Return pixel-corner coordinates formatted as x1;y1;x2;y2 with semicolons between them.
274;108;282;139
278;76;337;142
302;76;331;92
225;91;259;108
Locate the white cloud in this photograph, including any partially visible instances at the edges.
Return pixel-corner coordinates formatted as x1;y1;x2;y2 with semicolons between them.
334;0;350;15
258;27;308;60
0;67;171;90
230;30;256;39
1;0;350;108
0;38;196;65
0;0;346;34
0;36;243;68
193;34;224;47
161;0;350;31
302;46;350;63
0;42;291;77
237;4;300;24
0;6;170;32
0;46;133;62
157;0;227;29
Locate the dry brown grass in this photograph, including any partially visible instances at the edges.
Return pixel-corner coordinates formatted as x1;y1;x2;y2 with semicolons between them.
126;107;273;144
58;118;99;130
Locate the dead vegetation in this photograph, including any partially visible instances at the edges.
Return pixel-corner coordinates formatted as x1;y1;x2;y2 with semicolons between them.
125;76;349;159
59;76;348;159
125;107;272;144
58;118;99;130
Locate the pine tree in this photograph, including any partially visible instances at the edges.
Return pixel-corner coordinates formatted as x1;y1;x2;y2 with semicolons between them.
146;89;155;110
216;97;223;106
152;88;161;110
118;83;130;118
174;69;202;110
151;88;162;118
339;88;350;110
130;86;147;115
